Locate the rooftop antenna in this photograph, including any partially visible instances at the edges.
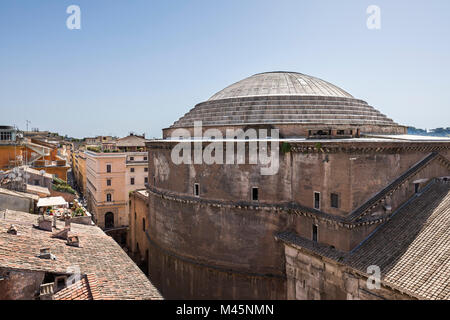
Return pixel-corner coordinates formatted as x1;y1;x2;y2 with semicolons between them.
25;120;31;181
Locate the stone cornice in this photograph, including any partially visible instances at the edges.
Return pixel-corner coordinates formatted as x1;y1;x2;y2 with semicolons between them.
146;185;389;229
146;139;450;154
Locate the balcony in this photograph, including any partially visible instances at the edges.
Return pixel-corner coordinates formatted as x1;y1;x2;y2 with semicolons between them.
33;160;67;167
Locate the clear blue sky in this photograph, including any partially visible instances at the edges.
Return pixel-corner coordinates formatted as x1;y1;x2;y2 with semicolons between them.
1;0;449;138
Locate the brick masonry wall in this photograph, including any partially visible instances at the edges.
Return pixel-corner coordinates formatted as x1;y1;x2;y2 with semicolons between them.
145;140;449;299
283;245;412;300
0;268;45;300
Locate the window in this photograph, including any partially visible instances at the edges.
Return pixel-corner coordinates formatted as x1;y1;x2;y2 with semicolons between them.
55;276;67;291
142;218;146;232
107;179;111;186
105;212;114;229
134;212;136;220
194;183;199;196
252;187;259;201
415;183;420;194
330;193;339;208
130;156;134;161
144;167;148;172
106;164;111;173
130;177;135;185
144;156;147;161
34;180;40;186
130;167;135;173
337;130;345;135
314;192;320;210
0;131;12;141
144;177;148;184
106;193;112;202
312;224;318;242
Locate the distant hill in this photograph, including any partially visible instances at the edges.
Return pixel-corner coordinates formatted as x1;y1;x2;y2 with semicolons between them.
408;127;450;137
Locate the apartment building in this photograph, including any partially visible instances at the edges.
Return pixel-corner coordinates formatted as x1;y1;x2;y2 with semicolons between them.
85;151;127;231
84;136;149;246
0;125;70;181
72;150;87;196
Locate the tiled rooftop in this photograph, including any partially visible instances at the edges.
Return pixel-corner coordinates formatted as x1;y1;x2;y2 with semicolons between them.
0;210;162;300
53;274;100;300
347;181;450;300
278;180;450;300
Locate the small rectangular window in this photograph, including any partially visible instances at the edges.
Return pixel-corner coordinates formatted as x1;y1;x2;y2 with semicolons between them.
130;167;135;173
130;156;134;161
144;177;148;184
106;164;111;173
252;187;259;201
312;224;318;242
144;157;148;161
144;167;148;172
142;218;146;232
415;183;420;194
194;183;199;196
130;177;135;185
107;193;112;202
107;179;111;186
331;193;339;208
314;192;320;210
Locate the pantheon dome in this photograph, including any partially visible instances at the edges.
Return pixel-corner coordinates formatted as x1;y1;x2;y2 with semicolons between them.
165;71;406;138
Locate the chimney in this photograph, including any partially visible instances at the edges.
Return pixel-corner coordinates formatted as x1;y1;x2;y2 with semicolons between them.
67;235;80;247
52;228;69;240
37;215;52;232
65;217;71;231
7;225;18;235
38;247;56;260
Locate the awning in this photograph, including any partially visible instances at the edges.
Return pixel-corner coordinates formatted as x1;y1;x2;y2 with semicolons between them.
37;196;68;207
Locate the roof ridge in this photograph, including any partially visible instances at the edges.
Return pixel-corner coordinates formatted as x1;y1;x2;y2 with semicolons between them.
86;273;102;300
348;152;439;221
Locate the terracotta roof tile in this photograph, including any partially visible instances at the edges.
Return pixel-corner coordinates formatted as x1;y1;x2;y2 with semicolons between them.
347;181;450;300
278;181;450;300
0;211;163;300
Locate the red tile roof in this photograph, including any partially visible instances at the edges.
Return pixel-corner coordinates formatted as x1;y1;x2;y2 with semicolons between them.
0;210;162;300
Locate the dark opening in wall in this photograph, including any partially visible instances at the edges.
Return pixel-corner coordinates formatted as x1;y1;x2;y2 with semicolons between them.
314;192;320;210
331;193;339;208
194;183;200;196
252;187;259;201
312;224;318;242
